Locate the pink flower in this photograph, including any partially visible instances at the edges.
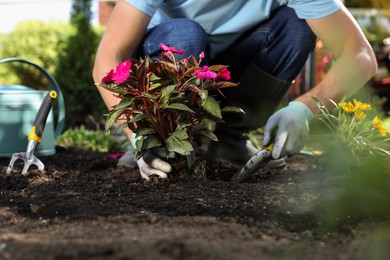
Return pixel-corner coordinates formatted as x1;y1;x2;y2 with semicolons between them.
199;51;205;60
107;153;124;159
101;69;114;83
322;56;330;65
194;66;217;81
159;43;185;55
216;67;231;81
112;60;132;84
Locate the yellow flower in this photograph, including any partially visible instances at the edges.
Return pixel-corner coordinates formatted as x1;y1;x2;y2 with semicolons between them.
342;101;355;113
372;116;388;136
353;99;372;111
378;128;388;136
372;116;383;129
341;99;371;120
354;110;366;120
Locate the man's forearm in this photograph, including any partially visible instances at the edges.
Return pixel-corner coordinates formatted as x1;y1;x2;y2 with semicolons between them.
296;46;377;114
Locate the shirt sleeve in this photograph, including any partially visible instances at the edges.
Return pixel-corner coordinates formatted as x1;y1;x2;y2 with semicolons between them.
126;0;163;17
287;0;342;19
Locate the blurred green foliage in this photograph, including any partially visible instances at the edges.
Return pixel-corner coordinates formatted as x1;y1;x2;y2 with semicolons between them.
0;1;106;130
309;108;390;231
345;0;390;8
355;227;390;260
317;155;390;226
57;125;128;153
55;0;107;128
0;20;73;89
383;116;390;131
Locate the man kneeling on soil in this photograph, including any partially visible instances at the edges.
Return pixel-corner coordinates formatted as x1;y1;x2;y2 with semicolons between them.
93;0;377;180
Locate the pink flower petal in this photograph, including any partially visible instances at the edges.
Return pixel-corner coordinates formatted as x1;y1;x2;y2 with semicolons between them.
101;69;114;83
199;51;205;60
159;43;170;52
112;60;132;84
106;153;124;159
205;71;217;81
217;67;231;81
159;43;185;54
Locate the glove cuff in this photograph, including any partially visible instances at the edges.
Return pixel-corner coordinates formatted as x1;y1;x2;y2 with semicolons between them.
130;132;139;149
288;101;314;121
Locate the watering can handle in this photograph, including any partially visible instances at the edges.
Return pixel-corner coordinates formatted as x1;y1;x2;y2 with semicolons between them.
0;57;65;138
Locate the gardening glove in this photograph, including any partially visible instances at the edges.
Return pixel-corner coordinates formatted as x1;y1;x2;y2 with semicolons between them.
263;101;313;159
117;146;137;168
131;133;173;181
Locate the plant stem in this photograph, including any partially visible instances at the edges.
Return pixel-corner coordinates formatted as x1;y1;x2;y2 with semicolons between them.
142;99;166;139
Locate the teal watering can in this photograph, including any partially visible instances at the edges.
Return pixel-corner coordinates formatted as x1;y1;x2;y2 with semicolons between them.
0;58;66;158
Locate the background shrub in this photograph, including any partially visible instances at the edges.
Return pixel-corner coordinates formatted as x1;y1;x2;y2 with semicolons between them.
0;0;106;130
54;0;106;128
0;20;72;90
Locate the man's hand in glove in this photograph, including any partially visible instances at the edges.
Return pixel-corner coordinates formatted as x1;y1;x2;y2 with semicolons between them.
263;101;313;159
137;150;172;180
132;133;172;180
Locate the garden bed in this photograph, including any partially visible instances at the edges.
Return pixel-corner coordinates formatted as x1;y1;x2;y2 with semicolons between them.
0;147;389;260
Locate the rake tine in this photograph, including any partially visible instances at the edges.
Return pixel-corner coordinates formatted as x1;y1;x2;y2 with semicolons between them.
21;157;45;176
6;153;25;175
6;156;18;175
21;163;31;176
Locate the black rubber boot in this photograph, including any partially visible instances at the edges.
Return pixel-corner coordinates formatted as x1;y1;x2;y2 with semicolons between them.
208;63;291;164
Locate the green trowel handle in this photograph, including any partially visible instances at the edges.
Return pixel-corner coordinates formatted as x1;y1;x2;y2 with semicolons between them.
28;91;57;143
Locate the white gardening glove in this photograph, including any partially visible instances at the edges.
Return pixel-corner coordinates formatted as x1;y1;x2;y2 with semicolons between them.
263;101;313;159
131;133;172;180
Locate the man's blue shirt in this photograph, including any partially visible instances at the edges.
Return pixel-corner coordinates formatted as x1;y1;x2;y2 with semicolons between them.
126;0;341;57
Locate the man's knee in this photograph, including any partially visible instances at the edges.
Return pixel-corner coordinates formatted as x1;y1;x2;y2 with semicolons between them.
143;18;209;58
275;7;317;54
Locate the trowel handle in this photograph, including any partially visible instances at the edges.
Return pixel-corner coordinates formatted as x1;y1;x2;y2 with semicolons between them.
28;91;57;143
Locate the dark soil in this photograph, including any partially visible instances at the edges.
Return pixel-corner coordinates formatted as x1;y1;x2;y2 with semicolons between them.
0;147;388;260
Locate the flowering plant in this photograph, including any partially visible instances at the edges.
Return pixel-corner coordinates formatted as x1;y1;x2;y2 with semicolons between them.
99;44;238;167
313;97;390;162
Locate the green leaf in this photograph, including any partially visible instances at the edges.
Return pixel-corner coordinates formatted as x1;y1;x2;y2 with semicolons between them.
201;96;222;119
149;72;161;81
171;127;188;139
161;84;177;105
159;60;178;74
129;113;148;123
182;77;201;89
142;92;156;100
136;128;156;136
149;82;162;90
199;130;218;142
186;150;195;168
136;57;149;80
221;106;245;114
213;81;238;89
166;128;194;156
115;97;134;110
117;122;128;132
167;139;193;156
148;72;164;91
198;89;208;101
140;135;162;150
165;103;195;113
99;83;128;95
161;84;176;98
105;108;125;131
